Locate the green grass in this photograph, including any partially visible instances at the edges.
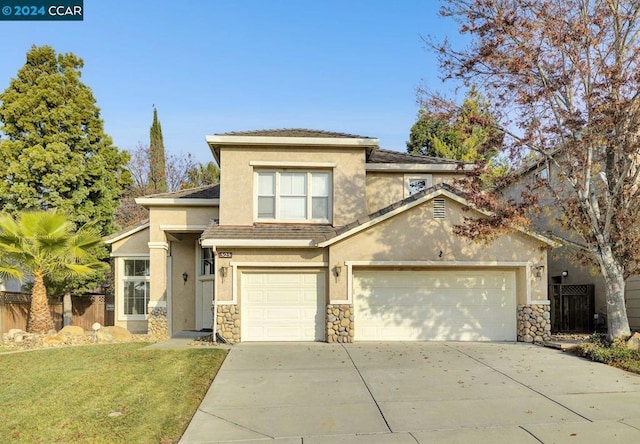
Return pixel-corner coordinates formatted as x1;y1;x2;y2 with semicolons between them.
0;343;227;443
578;334;640;374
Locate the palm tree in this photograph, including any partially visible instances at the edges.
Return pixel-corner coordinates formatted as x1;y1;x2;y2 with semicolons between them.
0;211;107;333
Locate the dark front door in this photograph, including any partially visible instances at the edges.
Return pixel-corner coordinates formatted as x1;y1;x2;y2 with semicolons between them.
550;284;595;333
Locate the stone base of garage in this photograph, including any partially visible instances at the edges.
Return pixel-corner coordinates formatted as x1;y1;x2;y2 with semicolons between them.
216;305;240;344
517;304;551;343
326;304;354;343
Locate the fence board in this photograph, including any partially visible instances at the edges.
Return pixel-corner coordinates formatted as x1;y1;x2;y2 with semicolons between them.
0;292;108;334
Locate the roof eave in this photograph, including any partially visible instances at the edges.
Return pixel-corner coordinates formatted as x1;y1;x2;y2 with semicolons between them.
205;135;379;148
135;198;220;207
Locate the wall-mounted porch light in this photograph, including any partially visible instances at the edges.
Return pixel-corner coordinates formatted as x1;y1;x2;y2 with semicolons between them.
219;266;228;281
333;265;342;278
182;272;189;284
533;265;545;278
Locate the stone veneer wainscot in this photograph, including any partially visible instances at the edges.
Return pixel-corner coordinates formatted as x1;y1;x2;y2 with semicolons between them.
217;304;240;344
327;304;354;343
517;304;551;343
147;306;168;340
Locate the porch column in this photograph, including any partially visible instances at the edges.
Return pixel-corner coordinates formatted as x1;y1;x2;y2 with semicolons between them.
148;241;169;339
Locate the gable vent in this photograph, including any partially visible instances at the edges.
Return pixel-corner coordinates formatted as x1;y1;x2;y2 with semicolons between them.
433;198;446;219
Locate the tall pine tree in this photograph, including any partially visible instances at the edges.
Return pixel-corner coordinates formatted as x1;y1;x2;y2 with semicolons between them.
148;107;167;193
0;45;131;235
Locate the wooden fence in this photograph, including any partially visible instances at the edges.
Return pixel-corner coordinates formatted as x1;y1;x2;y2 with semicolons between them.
0;292;113;334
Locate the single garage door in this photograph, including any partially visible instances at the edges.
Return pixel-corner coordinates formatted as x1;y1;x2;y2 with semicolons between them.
354;270;516;341
241;270;325;341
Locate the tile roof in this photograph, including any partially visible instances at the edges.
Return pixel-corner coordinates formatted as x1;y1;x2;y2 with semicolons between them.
367;148;465;165
216;128;373;139
142;183;220;199
201;223;336;243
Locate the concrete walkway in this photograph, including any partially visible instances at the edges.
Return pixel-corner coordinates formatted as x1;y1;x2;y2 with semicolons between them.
180;342;640;443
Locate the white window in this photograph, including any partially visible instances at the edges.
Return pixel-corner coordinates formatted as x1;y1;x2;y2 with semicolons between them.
405;174;433;197
255;171;331;222
200;248;215;276
121;258;150;319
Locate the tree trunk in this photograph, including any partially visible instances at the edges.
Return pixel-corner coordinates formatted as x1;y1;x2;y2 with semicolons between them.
63;291;73;327
27;270;55;333
600;249;631;340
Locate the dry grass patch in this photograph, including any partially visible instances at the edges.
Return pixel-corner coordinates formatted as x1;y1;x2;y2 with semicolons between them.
0;342;227;443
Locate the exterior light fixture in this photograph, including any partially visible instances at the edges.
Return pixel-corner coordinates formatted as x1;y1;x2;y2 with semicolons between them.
334;265;342;278
182;272;188;283
220;266;228;279
534;265;545;278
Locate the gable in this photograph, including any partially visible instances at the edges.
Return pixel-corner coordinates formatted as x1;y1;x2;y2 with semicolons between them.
328;195;548;264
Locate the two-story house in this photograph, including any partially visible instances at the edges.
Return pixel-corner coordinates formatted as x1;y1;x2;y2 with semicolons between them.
106;129;556;343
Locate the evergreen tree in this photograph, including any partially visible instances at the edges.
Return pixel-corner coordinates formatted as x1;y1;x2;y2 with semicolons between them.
0;45;131;236
407;87;503;162
148;107;167;193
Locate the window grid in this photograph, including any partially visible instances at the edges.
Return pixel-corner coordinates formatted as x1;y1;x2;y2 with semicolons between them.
122;259;150;318
256;170;331;222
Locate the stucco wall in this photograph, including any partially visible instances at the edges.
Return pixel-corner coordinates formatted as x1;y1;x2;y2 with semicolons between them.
327;197;549;305
218;147;367;226
365;172;464;214
170;234;198;334
215;248;328;305
111;227;149;255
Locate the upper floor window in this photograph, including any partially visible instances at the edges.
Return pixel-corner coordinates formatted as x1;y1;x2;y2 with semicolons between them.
405;174;433;197
256;170;331;222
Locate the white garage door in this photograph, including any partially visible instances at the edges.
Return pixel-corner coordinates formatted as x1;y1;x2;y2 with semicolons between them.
241;270;325;341
354;270;516;341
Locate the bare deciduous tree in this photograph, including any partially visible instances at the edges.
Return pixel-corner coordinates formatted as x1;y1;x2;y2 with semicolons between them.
435;0;640;339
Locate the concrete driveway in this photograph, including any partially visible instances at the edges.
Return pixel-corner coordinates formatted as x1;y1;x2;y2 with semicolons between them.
180;342;640;443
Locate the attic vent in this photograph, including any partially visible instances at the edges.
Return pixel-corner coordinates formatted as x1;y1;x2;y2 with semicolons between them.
433;198;446;219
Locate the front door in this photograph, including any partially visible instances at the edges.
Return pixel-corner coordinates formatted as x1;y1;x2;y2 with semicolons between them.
196;247;215;331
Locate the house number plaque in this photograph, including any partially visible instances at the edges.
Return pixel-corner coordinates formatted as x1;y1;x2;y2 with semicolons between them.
218;251;233;258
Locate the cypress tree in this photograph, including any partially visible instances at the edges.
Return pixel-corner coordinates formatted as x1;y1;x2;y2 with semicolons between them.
148;107;167;193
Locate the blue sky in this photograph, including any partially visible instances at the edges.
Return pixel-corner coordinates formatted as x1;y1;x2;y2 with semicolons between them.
1;1;465;163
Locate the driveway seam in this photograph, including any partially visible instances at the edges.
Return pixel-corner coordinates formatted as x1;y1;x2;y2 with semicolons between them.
197;408;275;439
518;425;544;443
447;344;593;423
340;343;392;433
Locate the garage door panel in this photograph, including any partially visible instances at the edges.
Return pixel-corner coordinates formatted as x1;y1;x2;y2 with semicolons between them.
241;270;325;341
354;270;516;341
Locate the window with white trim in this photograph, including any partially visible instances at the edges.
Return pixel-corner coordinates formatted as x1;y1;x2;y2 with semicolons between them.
255;170;331;222
200;247;215;276
405;174;433;197
121;259;150;319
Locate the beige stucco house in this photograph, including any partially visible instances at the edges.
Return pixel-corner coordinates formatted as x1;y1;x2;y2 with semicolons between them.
106;129;557;343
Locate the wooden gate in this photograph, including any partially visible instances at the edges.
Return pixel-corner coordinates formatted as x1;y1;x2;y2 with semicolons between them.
550;284;595;333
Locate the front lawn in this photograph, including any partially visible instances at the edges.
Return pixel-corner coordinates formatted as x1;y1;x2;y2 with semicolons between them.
0;343;227;443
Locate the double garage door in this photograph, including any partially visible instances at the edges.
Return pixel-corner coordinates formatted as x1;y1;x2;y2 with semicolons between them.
354;270;516;341
240;269;516;342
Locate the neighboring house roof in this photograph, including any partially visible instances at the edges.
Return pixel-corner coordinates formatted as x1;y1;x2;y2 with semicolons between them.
217;128;373;139
135;184;220;207
104;219;150;245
